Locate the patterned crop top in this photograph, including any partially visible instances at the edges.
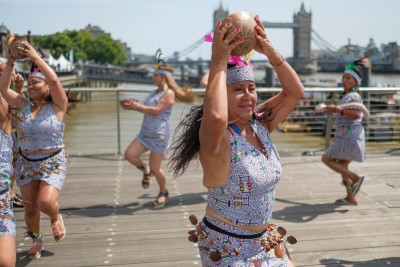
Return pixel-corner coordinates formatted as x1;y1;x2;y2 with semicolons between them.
207;119;283;226
0;129;13;193
141;89;172;126
334;92;363;126
16;101;64;151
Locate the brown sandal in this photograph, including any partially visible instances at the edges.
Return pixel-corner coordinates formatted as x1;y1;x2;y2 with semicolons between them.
142;172;152;189
152;191;169;208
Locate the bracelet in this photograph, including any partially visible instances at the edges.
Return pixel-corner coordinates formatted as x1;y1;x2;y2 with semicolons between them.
268;54;286;68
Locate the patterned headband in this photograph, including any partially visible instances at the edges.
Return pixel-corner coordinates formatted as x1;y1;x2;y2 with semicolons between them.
226;65;255;85
29;66;46;80
344;70;361;85
154;69;172;77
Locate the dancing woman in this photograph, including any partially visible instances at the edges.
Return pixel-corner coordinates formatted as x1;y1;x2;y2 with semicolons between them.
0;41;68;259
321;61;367;205
121;49;195;208
0;74;16;267
169;16;304;266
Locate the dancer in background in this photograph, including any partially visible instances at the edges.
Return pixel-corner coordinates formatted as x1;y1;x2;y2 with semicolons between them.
0;41;68;259
121;49;195;208
0;62;16;267
0;58;25;208
169;15;303;266
321;61;367;206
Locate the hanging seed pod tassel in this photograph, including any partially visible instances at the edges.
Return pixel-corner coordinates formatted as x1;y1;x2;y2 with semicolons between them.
274;244;285;258
187;215;202;243
210;250;222;262
261;224;298;259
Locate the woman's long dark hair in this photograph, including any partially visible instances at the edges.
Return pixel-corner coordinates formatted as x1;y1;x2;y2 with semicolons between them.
168;104;203;178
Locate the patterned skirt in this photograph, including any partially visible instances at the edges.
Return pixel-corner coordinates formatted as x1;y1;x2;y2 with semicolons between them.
0;190;16;237
15;149;67;191
197;215;292;267
325;125;366;162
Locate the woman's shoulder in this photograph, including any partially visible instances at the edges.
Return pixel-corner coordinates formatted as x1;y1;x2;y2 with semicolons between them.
162;89;176;100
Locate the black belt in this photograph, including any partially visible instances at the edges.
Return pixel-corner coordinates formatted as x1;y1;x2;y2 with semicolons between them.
202;217;266;239
19;148;62;162
0;188;9;196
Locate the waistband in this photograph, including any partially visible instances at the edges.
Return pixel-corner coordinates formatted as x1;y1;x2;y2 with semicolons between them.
19;147;62;162
0;188;9;196
202;217;266;239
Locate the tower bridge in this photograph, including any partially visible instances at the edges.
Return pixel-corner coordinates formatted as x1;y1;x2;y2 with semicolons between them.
167;3;314;73
166;3;399;75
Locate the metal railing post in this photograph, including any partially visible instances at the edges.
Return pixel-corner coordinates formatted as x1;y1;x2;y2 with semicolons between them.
365;91;371;142
116;90;122;156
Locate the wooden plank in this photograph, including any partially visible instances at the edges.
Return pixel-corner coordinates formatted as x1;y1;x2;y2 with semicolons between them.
15;154;400;267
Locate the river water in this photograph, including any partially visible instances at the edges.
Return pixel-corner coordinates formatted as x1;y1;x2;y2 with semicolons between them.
64;78;398;157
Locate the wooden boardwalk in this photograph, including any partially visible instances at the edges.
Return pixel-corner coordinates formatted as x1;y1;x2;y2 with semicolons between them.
14;150;400;267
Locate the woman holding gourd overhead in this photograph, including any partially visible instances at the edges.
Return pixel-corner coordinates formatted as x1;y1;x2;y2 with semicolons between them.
169;13;304;266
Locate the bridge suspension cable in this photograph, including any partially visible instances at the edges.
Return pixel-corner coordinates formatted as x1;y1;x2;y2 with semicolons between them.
164;34;208;61
311;29;338;52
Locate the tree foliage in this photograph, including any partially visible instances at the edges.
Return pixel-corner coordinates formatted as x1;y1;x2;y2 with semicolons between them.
33;29;127;66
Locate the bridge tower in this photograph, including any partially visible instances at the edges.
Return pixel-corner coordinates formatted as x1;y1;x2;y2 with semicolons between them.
293;3;311;59
213;2;228;30
292;3;313;73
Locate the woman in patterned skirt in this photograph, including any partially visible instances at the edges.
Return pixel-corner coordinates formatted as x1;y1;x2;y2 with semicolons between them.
0;76;16;267
120;50;195;208
1;41;68;259
169;15;304;266
321;62;367;206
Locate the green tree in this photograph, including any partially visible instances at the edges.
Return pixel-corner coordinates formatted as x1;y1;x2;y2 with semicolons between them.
33;29;127;66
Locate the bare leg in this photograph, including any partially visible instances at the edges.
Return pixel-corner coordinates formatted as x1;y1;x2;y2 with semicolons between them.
321;155;360;182
322;155;358;204
20;181;41;234
0;236;16;267
20;180;44;258
124;139;149;172
149;151;168;203
38;183;61;223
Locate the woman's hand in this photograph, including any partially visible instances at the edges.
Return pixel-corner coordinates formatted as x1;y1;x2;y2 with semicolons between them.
11;72;24;93
253;15;278;58
323;104;337;115
211;22;243;64
19;41;41;61
120;99;142;111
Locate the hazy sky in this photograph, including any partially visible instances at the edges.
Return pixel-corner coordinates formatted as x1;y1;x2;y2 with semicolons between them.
1;0;399;61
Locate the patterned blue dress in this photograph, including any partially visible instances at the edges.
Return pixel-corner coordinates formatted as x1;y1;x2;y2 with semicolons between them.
14;101;67;191
0;129;16;237
198;119;291;266
325;92;366;162
136;89;172;154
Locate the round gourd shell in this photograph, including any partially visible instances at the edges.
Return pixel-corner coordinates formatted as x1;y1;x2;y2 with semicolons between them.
8;37;27;59
222;11;257;56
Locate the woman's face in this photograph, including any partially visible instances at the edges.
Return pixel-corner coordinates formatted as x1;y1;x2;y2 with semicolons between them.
342;73;357;91
27;77;48;100
227;80;257;123
152;73;164;86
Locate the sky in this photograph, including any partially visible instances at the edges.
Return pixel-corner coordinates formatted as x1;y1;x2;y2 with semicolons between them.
1;0;399;61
